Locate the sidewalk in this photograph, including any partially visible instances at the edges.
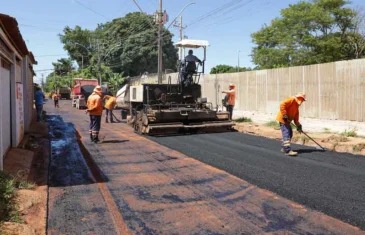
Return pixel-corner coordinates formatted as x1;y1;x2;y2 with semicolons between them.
234;110;365;136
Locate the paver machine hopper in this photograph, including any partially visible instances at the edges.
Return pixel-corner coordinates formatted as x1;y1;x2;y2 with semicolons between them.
129;39;234;135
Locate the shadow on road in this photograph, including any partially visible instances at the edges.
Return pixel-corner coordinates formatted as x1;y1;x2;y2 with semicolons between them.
295;148;326;154
101;140;129;144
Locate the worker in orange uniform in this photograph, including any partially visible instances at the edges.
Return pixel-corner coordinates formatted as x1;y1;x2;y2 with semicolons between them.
52;93;59;108
103;95;117;123
86;86;103;143
222;84;236;120
276;92;306;156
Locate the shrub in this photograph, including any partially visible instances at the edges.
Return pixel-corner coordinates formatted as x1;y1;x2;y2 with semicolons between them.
0;171;16;222
341;128;357;137
233;117;252;123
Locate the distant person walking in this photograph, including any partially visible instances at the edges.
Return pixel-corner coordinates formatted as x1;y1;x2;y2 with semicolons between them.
103;95;117;123
86;86;103;143
222;84;236;120
276;92;306;156
52;93;59;108
34;87;45;122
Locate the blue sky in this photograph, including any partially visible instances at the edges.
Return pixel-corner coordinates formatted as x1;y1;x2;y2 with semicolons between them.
1;0;364;83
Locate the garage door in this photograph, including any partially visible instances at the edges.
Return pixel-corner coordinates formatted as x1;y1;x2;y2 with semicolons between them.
0;59;11;170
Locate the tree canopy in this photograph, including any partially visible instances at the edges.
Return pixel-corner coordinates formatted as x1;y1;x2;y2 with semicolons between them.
59;12;178;77
251;0;365;69
210;64;251;74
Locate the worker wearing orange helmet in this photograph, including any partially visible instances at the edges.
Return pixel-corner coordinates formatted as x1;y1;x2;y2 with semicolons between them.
222;83;236;120
276;92;306;156
86;86;103;143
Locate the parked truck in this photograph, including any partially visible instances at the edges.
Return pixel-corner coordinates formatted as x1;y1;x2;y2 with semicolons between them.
71;78;99;109
57;87;71;100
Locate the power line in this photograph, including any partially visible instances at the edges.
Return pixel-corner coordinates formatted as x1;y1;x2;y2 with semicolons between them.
186;0;258;33
74;0;108;20
19;24;62;32
36;54;69;57
186;0;246;27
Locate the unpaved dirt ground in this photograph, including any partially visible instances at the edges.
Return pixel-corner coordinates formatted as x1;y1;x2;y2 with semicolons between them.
234;122;365;155
1;121;49;235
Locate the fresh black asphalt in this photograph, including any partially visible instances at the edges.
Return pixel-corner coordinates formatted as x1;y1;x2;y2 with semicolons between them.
149;132;365;230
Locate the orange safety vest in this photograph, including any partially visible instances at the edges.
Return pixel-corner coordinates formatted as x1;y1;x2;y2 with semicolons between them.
104;95;117;110
87;92;103;116
225;89;236;106
276;97;301;126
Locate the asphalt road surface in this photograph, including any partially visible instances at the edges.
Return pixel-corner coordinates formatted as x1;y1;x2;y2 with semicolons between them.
149;132;365;230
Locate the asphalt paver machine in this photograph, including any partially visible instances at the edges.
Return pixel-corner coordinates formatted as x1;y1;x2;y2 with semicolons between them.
129;39;234;135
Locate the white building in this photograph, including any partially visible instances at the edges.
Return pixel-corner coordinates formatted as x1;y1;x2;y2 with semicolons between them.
0;14;37;170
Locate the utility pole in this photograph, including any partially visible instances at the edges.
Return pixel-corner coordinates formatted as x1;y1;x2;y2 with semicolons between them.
41;74;45;90
157;0;163;84
174;15;185;60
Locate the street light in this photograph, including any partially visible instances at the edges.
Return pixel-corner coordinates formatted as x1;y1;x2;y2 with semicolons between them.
166;2;196;30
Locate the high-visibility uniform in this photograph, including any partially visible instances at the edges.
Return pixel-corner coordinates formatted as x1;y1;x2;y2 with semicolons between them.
87;92;103;141
103;95;117;123
224;89;236;106
276;97;301;126
104;95;116;110
276;96;302;153
52;94;59;108
223;89;236;120
87;92;103;116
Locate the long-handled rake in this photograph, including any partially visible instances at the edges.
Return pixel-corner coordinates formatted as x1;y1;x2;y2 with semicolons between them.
293;124;326;151
297;127;326;151
301;131;326;151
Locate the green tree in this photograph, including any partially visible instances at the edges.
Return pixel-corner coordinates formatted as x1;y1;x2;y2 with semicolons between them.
251;0;363;69
52;58;75;76
59;12;178;77
107;72;127;95
210;64;251;74
59;26;94;68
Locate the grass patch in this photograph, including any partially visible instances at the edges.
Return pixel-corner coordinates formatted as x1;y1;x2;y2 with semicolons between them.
265;121;297;129
353;143;365;152
233;117;252;123
265;121;279;127
0;171;22;223
323;128;331;134
340;128;357;137
16;181;35;190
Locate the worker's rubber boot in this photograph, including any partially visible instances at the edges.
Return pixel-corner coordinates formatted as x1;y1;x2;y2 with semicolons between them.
105;117;109;123
93;135;100;143
285;150;298;157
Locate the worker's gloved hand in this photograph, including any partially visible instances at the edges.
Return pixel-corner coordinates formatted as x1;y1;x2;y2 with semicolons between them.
297;125;303;133
283;114;289;122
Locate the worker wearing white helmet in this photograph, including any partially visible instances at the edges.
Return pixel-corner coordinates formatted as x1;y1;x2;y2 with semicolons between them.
222;84;236;120
276;92;306;156
86;85;103;143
